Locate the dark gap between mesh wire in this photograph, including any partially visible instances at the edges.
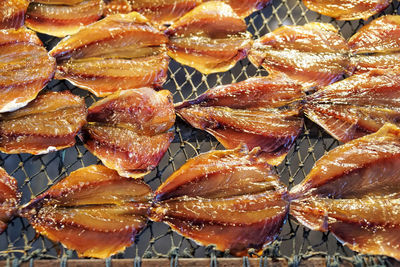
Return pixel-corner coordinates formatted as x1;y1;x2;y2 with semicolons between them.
1;0;399;264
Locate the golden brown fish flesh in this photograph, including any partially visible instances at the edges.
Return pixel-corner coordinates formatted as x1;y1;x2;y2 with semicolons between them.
304;70;400;143
50;12;169;97
303;0;391;21
0;28;55;113
175;76;304;165
25;0;104;37
0;91;87;155
0;168;20;234
104;0;271;25
0;0;29;29
165;1;252;74
290;124;400;260
349;15;400;74
104;0;132;16
20;165;152;258
249;22;351;89
150;147;289;256
81;87;175;178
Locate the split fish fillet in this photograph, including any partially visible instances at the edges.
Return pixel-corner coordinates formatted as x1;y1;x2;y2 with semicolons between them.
20;165;152;258
0;0;29;29
290;124;400;260
249;22;351;89
81;87;175;178
150;147;289;256
0;28;55;113
0;168;20;234
50;12;169;97
304;70;400;143
349;15;400;74
0;91;87;154
25;0;104;37
165;1;252;74
175;76;304;165
303;0;391;20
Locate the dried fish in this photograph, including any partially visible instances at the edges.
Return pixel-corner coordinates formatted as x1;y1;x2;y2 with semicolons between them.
81;87;175;178
0;168;20;234
150;148;289;256
303;0;391;20
349;15;400;74
175;76;304;165
25;0;104;37
290;124;400;260
104;0;271;25
0;91;87;155
304;70;400;143
20;165;152;258
249;22;351;88
165;1;252;74
50;12;169;97
0;28;55;113
0;0;29;29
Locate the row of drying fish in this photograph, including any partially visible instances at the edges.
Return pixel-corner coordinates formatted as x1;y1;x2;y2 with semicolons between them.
0;0;271;36
0;123;399;259
1;67;400;177
2;5;399;114
1;0;392;36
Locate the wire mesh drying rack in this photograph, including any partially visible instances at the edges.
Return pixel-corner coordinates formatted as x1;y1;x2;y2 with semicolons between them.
1;0;400;266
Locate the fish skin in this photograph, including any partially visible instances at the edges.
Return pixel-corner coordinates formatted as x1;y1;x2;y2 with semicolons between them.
0;28;56;113
150;148;289;256
0;0;29;29
25;0;104;38
49;12;169;97
290;124;400;260
349;15;400;74
81;88;175;178
20;165;152;258
0;91;87;155
249;22;351;89
0;168;20;234
303;0;391;21
165;1;252;74
175;76;304;165
304;70;400;143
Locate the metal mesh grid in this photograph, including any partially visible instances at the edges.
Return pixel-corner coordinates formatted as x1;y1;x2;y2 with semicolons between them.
1;0;400;265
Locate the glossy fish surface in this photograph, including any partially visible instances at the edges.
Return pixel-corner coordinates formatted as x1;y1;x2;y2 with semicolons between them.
0;91;87;155
150;148;289;256
0;168;20;234
104;0;132;16
175;76;304;165
81;87;175;178
104;0;271;25
249;23;351;89
25;0;104;37
290;124;400;260
20;165;152;258
165;1;252;74
304;70;400;143
303;0;391;20
349;15;400;74
0;0;29;29
0;28;55;113
50;12;169;97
